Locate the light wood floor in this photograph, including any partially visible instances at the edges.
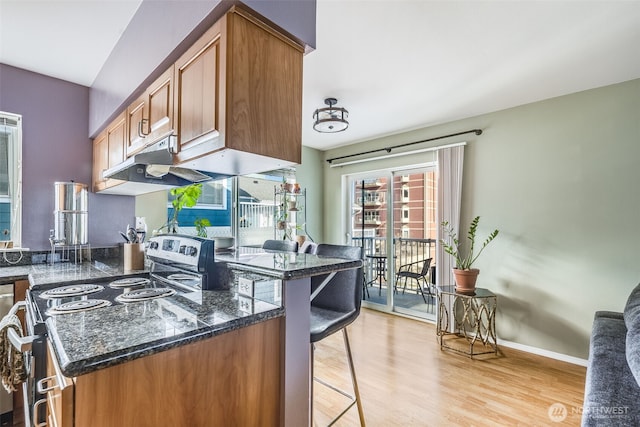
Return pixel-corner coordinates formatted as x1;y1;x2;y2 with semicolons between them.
313;308;586;426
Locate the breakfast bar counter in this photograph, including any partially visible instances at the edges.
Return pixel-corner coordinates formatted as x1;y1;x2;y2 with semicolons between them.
215;246;362;279
44;289;284;377
218;247;363;427
6;247;361;426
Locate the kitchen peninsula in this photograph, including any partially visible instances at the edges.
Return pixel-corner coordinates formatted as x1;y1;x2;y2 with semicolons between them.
11;247;360;426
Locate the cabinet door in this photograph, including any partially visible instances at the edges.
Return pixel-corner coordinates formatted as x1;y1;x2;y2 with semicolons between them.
46;341;74;427
93;112;126;192
92;131;108;192
107;111;126;171
225;10;303;164
173;9;303;168
126;65;174;157
146;65;174;144
174;20;222;154
125;94;146;156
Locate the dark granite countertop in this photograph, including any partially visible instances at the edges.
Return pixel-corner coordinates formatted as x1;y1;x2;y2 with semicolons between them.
5;249;360;378
0;258;147;287
0;264;31;284
28;259;147;288
47;290;283;377
216;247;363;279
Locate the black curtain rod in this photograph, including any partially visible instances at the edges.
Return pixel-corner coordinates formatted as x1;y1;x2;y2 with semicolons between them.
325;128;483;164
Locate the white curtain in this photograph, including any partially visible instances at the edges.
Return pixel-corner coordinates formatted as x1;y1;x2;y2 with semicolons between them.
436;145;465;286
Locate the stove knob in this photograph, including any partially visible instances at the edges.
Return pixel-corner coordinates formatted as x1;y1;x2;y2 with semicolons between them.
179;245;187;254
149;241;159;250
186;246;198;257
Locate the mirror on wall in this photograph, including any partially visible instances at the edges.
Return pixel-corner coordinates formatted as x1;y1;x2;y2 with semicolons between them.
134;169;296;245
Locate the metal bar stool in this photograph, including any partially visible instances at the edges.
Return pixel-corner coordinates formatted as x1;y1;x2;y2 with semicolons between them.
310;244;365;426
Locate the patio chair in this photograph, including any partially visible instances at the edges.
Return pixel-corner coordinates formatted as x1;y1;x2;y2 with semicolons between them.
262;239;298;252
394;257;433;303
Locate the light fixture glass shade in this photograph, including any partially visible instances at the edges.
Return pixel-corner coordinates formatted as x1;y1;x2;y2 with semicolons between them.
313;98;349;133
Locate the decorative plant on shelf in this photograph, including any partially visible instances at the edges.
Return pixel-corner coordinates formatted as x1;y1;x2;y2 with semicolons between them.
441;216;499;294
275;202;303;241
159;183;203;234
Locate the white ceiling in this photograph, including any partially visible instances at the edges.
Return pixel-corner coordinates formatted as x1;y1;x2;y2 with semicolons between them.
0;0;142;87
1;0;640;152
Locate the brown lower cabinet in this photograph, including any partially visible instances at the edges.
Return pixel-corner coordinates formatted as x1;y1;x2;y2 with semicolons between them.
45;317;282;427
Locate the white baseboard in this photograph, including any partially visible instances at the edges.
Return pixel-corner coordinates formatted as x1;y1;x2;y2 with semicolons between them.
361;307;589;366
497;338;588;367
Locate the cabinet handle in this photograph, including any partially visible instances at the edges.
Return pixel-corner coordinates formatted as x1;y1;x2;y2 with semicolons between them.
36;375;58;394
33;398;48;427
137;119;149;138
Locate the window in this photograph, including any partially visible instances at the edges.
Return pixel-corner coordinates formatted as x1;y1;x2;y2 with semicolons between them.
196;180;227;209
402;206;410;223
167;180;227;210
0;112;22;246
166;178;231;235
364;211;381;223
402;185;410;202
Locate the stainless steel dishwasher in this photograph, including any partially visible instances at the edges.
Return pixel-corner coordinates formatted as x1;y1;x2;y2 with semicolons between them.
0;284;13;417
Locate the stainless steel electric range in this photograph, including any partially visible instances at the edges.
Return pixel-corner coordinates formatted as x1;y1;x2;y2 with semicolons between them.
16;234;230;426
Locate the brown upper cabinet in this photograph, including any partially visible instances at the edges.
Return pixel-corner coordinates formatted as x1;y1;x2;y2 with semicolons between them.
126;65;174;156
92;111;126;192
173;7;304;175
92;6;304;194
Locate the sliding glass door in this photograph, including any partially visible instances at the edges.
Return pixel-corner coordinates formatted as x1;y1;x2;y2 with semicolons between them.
347;166;437;320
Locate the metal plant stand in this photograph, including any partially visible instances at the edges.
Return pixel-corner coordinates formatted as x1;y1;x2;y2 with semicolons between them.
436;286;498;358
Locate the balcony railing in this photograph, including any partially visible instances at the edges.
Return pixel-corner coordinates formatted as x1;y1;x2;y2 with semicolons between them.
350;236;436;285
239;201;276;228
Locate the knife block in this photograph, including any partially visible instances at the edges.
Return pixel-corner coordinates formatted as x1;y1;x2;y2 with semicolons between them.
124;243;145;271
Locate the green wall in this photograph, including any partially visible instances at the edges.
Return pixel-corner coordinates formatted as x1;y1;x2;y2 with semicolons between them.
296;146;324;244
322;78;640;359
135;190;168;236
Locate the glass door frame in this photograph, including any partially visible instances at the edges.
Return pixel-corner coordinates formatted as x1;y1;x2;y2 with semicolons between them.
343;161;436;320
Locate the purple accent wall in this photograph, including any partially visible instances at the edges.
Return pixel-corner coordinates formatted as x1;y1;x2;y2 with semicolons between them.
243;0;316;50
0;64;134;250
89;0;316;136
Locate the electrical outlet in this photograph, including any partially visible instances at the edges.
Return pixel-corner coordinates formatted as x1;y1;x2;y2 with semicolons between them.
135;216;146;231
32;254;47;264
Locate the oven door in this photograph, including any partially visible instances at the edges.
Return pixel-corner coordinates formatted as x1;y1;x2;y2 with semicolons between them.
7;298;47;427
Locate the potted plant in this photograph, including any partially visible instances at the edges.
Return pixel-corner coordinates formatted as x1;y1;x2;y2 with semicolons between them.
160;183;203;233
194;218;211;238
441;216;499;294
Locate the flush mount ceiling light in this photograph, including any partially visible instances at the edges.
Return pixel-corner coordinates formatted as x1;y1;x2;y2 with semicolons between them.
313;97;349;133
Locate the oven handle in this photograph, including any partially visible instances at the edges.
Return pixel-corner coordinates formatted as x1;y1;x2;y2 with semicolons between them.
9;300;26;316
37;375;59;394
8;328;34;352
7;301;36;352
32;398;47;427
